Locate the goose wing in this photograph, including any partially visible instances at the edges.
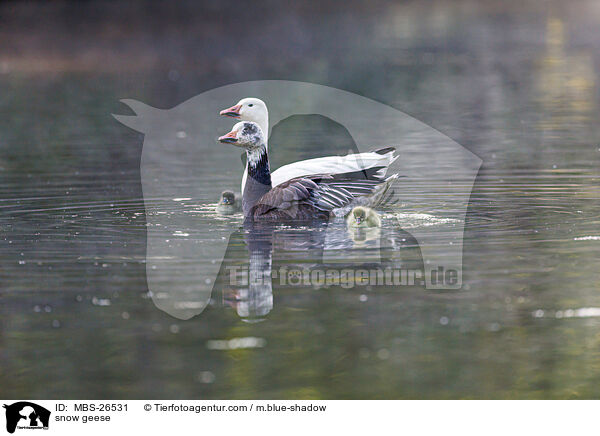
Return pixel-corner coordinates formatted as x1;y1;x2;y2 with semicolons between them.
270;147;398;187
252;174;394;219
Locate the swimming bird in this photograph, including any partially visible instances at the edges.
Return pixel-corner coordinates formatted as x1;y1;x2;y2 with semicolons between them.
218;121;397;222
220;98;398;195
216;190;240;215
346;206;381;228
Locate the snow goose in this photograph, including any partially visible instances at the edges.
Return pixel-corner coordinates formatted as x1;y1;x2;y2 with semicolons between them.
220;98;398;195
218;121;397;222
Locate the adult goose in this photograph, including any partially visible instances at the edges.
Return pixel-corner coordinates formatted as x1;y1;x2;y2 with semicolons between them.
220;98;398;195
218;121;397;222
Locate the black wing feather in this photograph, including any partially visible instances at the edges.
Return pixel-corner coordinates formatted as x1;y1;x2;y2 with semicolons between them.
251;173;395;220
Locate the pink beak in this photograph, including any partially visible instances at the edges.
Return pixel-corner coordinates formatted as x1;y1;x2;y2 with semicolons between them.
218;130;238;143
219;104;242;118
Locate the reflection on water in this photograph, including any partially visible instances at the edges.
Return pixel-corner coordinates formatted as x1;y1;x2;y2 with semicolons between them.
1;1;600;399
214;219;421;322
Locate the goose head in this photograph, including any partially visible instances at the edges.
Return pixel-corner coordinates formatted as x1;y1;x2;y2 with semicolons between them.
218;121;266;150
220;98;268;138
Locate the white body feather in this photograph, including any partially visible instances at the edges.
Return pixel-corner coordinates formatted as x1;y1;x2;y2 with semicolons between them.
242;150;398;194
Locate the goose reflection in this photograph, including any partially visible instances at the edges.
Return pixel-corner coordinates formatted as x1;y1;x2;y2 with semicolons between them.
212;219;422;322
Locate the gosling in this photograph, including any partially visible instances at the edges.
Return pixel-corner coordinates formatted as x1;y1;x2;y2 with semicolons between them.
346;206;381;228
216;190;240;215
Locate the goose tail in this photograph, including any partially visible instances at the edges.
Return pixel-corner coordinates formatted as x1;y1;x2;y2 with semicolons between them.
370;173;399;207
367;147;399;180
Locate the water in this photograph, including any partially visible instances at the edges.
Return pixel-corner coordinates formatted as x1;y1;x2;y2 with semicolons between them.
1;1;600;399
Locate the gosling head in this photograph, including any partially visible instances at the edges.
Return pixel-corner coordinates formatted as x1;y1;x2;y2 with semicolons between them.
219;190;235;205
219;98;268;134
218;121;265;150
216;190;239;215
353;207;367;224
347;206;381;228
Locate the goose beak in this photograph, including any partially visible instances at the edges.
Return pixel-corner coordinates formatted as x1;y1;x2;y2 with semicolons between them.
218;130;238;143
220;104;242;118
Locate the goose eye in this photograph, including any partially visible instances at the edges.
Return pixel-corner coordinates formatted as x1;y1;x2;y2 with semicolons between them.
248;104;254;107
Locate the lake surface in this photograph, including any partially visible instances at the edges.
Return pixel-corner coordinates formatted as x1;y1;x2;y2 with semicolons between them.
1;0;600;399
